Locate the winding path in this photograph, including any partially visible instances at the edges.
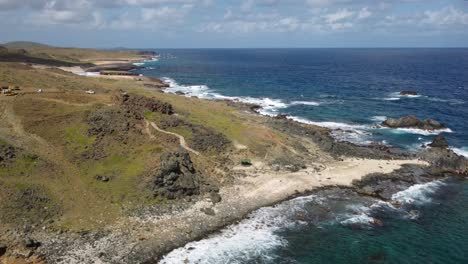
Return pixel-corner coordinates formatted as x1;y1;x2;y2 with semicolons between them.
146;120;200;156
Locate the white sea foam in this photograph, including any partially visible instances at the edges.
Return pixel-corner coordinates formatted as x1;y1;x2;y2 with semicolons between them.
391;180;445;205
388;127;453;136
160;195;318;264
371;116;387;122
383;97;400;101
288;116;374;145
452;147;468;158
162;77;289;116
290;100;321;106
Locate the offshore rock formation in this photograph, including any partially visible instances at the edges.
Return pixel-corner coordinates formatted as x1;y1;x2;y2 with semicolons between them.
399;90;418;95
382;115;445;130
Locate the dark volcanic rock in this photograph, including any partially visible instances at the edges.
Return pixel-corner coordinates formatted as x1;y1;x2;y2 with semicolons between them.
428;135;449;148
24;238;41;249
0;245;6;257
353;164;429;200
152;150;201;199
382;115;445;130
400;90;418;95
0;144;16;165
86;108;132;137
95;175;110;182
419;148;468;176
113;93;173;117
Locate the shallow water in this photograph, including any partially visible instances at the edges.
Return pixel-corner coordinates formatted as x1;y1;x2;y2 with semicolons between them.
138;48;468;153
161;180;468;264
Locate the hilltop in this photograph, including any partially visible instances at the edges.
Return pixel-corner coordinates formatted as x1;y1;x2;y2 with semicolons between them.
0;44;466;263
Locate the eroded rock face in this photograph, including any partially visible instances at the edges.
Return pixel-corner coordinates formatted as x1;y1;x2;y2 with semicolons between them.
152;150;201;199
382;115;445;130
113;93;173;118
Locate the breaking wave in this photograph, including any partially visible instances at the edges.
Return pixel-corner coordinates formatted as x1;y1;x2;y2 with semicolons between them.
451;147;468;158
162;180;446;263
391;181;445;205
160;195;318;264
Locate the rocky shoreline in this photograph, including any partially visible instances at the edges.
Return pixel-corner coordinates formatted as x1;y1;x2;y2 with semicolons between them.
1;62;467;264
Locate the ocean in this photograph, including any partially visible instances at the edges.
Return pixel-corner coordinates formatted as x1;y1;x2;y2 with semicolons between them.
136;49;468;263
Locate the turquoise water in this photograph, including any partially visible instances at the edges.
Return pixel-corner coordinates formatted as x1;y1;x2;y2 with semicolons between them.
138;49;468;264
273;180;468;264
161;180;468;264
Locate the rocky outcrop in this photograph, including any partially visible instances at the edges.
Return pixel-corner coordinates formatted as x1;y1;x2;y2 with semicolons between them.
400;90;418;95
86;108;132;138
152;150;201;199
428;135;449;148
113;93;174;118
419;148;468;176
382;115;445;130
353;164;429;200
0;144;16;165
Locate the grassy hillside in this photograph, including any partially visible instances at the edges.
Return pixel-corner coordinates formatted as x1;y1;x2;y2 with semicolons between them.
1;41;144;65
0;62;306;232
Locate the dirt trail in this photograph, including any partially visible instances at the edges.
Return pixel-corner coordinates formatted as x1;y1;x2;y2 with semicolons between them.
146;120;200;156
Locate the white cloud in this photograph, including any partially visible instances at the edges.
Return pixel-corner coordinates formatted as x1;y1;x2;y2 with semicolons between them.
323;8;354;23
357;7;371;19
422;6;468;27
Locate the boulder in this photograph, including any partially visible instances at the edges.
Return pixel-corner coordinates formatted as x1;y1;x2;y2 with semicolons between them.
200;207;215;216
95;175;110;182
152;150;201;199
428;135;449;148
382;115;445;130
0;245;7;257
24;238;41;249
400;90;418;95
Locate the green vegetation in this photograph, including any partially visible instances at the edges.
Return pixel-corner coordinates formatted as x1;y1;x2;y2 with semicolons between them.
0;47;296;232
65;124;96;154
241;159;253;166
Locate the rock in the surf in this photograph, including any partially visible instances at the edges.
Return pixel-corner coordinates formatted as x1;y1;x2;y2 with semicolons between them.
399;90;418;95
381;115;445;130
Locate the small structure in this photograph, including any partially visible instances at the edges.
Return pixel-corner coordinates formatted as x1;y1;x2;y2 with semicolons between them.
37;89;43;93
100;70;138;76
85;90;96;94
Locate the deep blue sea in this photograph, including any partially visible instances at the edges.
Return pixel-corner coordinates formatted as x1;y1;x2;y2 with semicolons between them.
139;49;468;155
136;49;468;264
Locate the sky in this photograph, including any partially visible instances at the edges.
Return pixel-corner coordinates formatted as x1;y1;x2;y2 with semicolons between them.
1;0;468;48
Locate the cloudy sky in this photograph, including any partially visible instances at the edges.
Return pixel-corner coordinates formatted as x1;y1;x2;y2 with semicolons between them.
1;0;467;48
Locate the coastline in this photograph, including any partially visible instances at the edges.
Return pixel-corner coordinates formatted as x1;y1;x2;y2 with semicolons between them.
1;53;467;264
